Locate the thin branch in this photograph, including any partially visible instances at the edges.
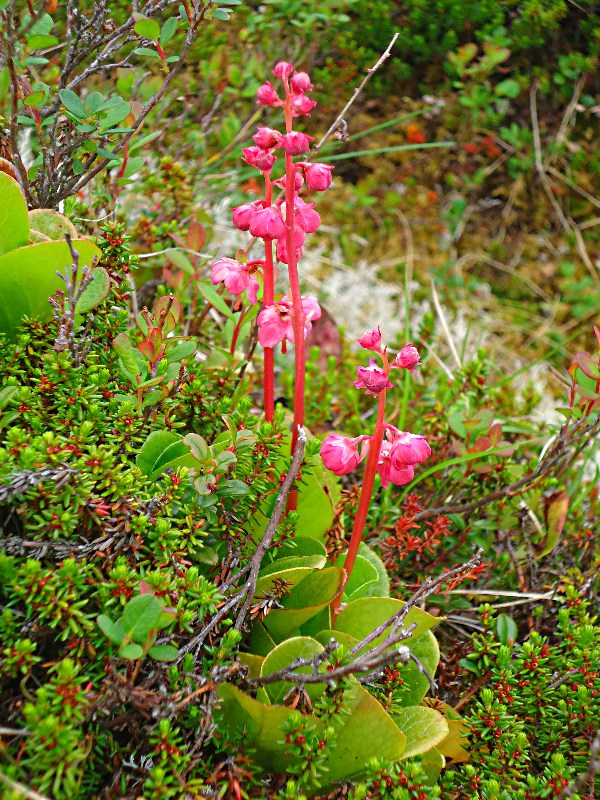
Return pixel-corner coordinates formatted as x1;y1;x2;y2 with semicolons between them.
314;33;399;152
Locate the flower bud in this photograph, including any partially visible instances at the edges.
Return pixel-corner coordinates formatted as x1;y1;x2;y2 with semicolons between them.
273;61;293;79
290;71;313;93
354;360;393;396
256;81;281;106
357;327;382;352
282;131;314;155
320;434;366;476
393;343;421;373
249;206;286;240
232;203;256;231
291;94;317;117
242;146;276;172
301;162;334;191
253;127;284;150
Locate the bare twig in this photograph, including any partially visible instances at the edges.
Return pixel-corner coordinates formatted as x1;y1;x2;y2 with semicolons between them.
314;33;399;152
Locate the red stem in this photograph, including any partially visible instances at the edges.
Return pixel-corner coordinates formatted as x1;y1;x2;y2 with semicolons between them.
229;307;246;356
263;175;275;422
331;389;388;621
282;82;306;511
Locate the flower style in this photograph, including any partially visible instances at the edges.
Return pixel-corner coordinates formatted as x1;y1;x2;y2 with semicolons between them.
320;434;368;476
257;295;321;347
357;327;382;352
211;257;260;306
300;162;334;191
393;342;421;374
354;359;393;396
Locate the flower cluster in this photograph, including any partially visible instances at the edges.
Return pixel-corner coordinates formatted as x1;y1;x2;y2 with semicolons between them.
210;61;333;351
320;331;430;488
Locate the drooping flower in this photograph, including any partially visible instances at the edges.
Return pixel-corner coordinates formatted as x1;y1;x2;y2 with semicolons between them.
249;206;286;240
232;203;257;231
300;162;334;191
273;61;293;80
393;342;421;374
257;295;321;347
375;425;431;487
294;197;320;233
290;71;313;93
291;94;317;117
357;327;382;352
320;434;368;476
354;360;393;396
211;257;260;305
275;223;305;265
242;146;276;173
253;127;284;150
282;131;314;155
257;81;282;107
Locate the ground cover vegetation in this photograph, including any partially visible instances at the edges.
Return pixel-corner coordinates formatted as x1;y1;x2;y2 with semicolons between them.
0;1;599;798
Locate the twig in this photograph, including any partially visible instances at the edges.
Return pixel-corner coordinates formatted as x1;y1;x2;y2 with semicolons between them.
177;429;307;658
314;33;399;152
430;277;462;369
414;415;600;522
543;74;587;171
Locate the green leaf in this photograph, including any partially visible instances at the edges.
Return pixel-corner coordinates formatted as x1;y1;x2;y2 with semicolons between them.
262;567;345;642
393;706;449;758
23;89;46;108
148;644;179;661
259;554;327;579
495;613;518;645
28;209;77;241
59;89;87;119
134;17;161;40
159;17;178;46
97;615;125;645
335;597;438;647
75;268;110;314
118;643;144;659
112;332;144;382
395;632;440;706
212;8;230;19
121;595;163;642
197;280;235;319
357;543;390;597
270;537;327;562
134;47;161;59
323;684;406;782
27;33;58;49
496;78;521;98
84;92;105;115
136;431;184;476
295;460;340;541
0;173;29;254
99;102;131;132
218;479;251;497
335;554;379;602
0;386;18;410
164;338;196;362
261;637;325;704
0;239;101;339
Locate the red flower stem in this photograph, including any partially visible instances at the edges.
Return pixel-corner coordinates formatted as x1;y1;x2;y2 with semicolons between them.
331;386;388;622
262;174;275;422
282;82;306;511
229;307;246;356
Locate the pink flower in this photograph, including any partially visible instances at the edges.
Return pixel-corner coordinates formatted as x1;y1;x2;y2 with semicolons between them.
232;203;257;231
294;197;320;233
291;94;317;117
377;439;415;488
257;81;282;106
354;360;393;396
273;61;293;80
253;127;284;150
358;327;382;352
211;257;259;305
242;146;276;172
290;71;313;93
393;343;421;374
282;131;314;155
257;295;321;347
275;227;305;264
300;162;334;191
249;206;286;240
375;426;431;487
273;171;304;192
390;430;431;468
320;434;368;476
